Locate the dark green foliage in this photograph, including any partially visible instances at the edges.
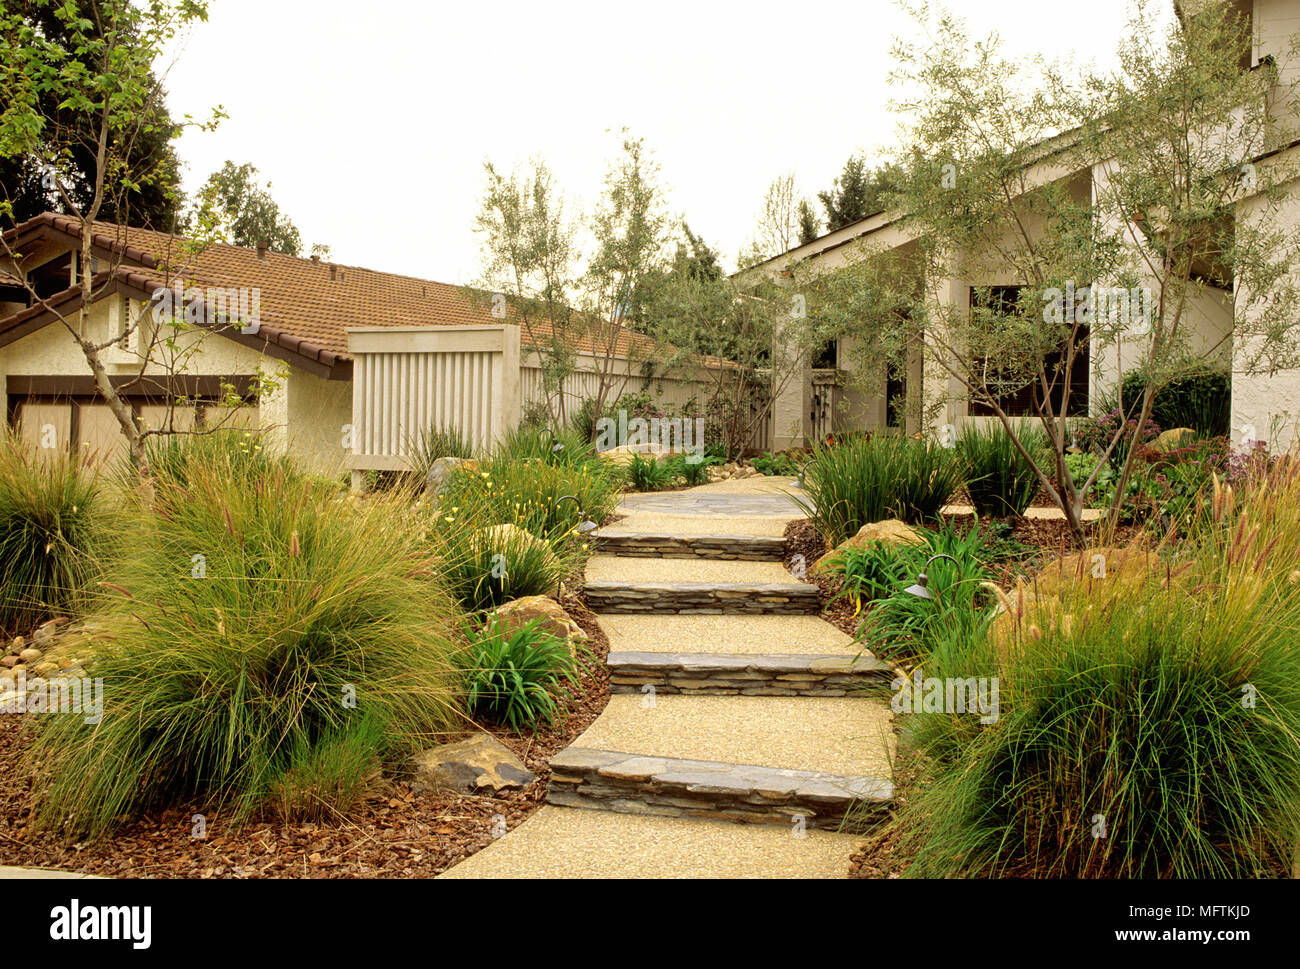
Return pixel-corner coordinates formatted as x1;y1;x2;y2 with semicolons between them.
461;616;582;731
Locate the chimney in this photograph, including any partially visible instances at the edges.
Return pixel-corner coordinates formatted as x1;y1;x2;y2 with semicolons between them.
310;254;320;264
329;263;337;281
256;241;268;260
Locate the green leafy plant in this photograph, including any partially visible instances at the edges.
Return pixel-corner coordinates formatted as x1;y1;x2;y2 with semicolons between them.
0;436;103;634
461;615;582;731
497;424;597;468
956;422;1050;517
752;450;801;477
25;444;463;841
1121;367;1230;439
834;523;992;664
627;453;678;491
793;434;963;544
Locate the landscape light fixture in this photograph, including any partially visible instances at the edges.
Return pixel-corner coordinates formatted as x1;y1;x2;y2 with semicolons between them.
904;554;961;603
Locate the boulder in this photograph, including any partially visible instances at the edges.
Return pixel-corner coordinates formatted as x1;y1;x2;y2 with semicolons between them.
597;443;670;467
1028;542;1180;600
492;595;585;650
426;456;478;495
18;648;42;664
1153;427;1196;453
410;734;536;794
812;519;927;575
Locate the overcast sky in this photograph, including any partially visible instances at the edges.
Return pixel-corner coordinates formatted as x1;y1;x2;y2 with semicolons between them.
159;0;1174;283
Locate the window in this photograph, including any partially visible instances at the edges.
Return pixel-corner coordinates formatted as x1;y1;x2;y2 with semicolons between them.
967;285;1089;417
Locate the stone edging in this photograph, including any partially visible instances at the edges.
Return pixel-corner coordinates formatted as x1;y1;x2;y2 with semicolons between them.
547;747;892;832
584;581;820;615
607;651;895;696
594;531;786;561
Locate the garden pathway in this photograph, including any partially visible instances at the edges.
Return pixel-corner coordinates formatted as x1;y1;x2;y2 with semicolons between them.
442;477;898;879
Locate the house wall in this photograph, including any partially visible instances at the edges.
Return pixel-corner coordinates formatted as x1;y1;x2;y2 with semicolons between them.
1233;164;1300;450
0;294;350;475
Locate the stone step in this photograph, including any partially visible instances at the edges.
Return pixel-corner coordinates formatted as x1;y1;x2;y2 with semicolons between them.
569;693;894;781
547;748;891;832
584;554;797;585
439;805;862;878
594;530;786;560
599;613;858;655
583;580;821;614
607;650;894;696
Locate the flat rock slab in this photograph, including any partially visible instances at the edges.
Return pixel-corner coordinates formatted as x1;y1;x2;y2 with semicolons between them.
584;555;799;586
438;805;861;878
547;747;891;832
608;650;894;696
410;734;536;794
594;531;786;560
598;613;857;655
584;581;821;615
570;694;895;777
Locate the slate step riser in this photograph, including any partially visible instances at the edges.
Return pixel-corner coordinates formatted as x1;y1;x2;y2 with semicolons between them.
607;652;895;697
546;749;891;834
584;582;821;615
595;533;786;561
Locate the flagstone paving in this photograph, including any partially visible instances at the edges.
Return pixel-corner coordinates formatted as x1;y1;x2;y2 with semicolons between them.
440;477;897;879
439;806;862;879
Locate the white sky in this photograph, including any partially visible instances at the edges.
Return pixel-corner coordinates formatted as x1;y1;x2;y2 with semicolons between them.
159;0;1174;283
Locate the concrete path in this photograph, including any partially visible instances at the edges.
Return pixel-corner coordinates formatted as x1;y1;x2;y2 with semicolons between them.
441;477;895;879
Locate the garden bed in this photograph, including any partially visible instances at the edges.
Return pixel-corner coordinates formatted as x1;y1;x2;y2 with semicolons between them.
0;593;610;879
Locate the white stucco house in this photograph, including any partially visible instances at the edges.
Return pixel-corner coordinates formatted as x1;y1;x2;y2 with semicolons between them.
751;0;1300;454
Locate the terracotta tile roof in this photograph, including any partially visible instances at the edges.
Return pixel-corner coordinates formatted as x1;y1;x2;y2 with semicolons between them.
2;212;667;371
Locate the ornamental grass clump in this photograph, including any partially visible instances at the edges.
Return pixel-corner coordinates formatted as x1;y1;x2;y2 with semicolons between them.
892;458;1300;878
0;434;104;634
955;421;1051;518
26;442;464;841
793;434;963;544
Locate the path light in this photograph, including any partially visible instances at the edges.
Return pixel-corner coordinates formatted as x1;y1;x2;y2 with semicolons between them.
557;495;599;534
904;554;961;604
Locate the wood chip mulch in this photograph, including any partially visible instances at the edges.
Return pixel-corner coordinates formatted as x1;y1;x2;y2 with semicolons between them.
0;591;610;879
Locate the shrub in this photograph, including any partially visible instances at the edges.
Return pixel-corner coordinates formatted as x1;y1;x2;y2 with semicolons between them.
835;522;992;664
752;450;801;477
432;458;618;612
134;427;295;490
893;461;1300;877
497;423;597;468
793;434;963;544
670;454;715;487
956;422;1050;517
1121;367;1231;439
1074;407;1162;471
439;456;620;544
407;425;475;486
627;453;677;491
461;615;582;731
25;447;463;841
0;436;103;634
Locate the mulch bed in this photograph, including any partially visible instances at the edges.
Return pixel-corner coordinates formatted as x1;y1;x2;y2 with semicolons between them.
0;590;610;879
